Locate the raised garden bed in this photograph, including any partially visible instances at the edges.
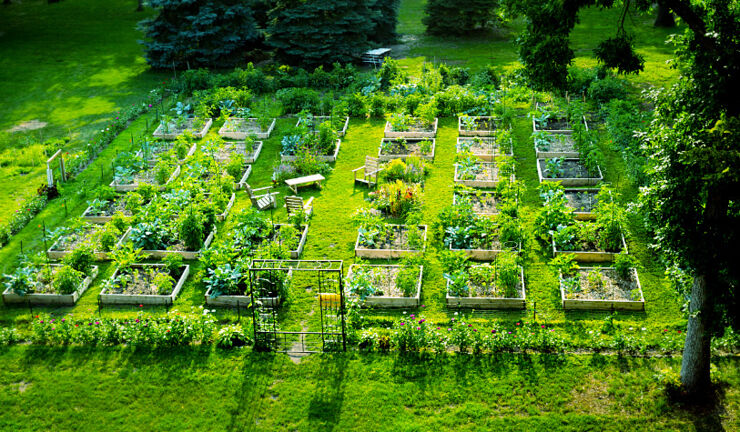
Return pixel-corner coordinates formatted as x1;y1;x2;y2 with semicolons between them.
384;118;438;138
454;162;511;188
2;265;99;306
153;118;212;140
273;224;308;259
453;191;501;216
532;103;588;134
533;133;579;158
560;267;644;311
355;225;427;259
47;224;126;260
109;165;181;192
216;193;236;222
205;269;293;308
346;264;423;308
378;137;435;161
456;137;512;161
296;115;350;137
118;226;216;260
211;140;263;164
136;142;196;166
537;158;603;187
218;117;276;140
458;116;499;137
99;264;190;306
82;194;146;224
280;139;341;163
446;266;525;309
564;188;600;220
449;238;519;261
552;232;628;262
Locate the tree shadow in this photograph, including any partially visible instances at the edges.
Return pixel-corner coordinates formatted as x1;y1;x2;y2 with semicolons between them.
307;353;348;431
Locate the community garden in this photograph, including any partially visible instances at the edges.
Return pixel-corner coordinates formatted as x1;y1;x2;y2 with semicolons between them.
0;0;738;430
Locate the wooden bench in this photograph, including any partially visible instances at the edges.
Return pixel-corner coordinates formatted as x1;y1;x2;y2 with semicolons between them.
285;174;325;194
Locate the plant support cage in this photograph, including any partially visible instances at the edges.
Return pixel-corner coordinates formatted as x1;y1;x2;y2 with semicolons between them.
249;260;346;353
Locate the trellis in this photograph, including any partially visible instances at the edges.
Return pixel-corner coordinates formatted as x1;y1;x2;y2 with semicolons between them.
249;260;346;353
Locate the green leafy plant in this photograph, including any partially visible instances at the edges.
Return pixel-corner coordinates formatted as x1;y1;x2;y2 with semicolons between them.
179;207;204;251
54;265;84;295
64;245;95;275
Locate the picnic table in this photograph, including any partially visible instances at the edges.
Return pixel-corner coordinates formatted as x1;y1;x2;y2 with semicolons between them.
362;48;391;67
285;174;325;194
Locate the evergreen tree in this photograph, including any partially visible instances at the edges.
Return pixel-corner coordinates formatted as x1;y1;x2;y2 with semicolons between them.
141;0;263;69
369;0;400;45
267;0;376;66
423;0;504;36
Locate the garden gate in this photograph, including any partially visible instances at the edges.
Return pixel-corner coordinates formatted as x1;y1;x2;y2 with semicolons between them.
249;260;346;353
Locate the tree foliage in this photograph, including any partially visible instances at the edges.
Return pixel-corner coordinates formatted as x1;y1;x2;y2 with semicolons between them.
369;0;401;45
267;0;378;66
423;0;505;36
512;0;739;395
141;0;263;69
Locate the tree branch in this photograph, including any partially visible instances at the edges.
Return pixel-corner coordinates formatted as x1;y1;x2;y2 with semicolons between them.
663;0;715;49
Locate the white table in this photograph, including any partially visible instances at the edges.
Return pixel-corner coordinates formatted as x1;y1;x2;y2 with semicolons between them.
285;174;325;194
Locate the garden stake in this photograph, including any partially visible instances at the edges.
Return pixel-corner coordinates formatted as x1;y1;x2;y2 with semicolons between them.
27;299;33;320
533;301;537;322
20;240;23;254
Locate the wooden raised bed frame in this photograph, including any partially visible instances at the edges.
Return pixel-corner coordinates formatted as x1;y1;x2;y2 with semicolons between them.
47;229;128;261
456;137;513;161
99;264;190;306
280;139;341;163
533;134;579;159
454;162;513;188
354;225;428;259
536;158;603;187
109;165;181;192
559;267;645;311
2;266;99;306
118;226;216;260
218;117;276;140
377;138;436;162
346;264;423;308
205;269;293;308
384;118;438;138
552;233;628;262
296;116;350;138
458;116;499;137
446;266;525;309
153;118;212;140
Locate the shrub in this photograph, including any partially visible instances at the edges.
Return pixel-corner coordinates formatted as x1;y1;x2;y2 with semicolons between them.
276;87;321;114
587;76;627;104
423;0;505;36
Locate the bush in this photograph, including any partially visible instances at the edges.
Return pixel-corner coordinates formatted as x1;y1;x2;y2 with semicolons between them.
276;87;321;114
179;207;204;251
587;76;627;104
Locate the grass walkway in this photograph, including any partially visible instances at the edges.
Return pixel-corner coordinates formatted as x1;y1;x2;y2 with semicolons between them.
0;346;737;431
0;0;166;223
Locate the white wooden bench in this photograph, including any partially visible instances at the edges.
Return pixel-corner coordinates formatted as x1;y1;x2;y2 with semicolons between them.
285;174;325;194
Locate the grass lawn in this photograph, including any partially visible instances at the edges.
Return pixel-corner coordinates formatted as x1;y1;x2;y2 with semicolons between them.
0;346;737;431
395;0;680;88
0;0;167;224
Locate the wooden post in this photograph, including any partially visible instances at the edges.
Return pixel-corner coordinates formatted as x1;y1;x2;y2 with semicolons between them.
46;149;65;187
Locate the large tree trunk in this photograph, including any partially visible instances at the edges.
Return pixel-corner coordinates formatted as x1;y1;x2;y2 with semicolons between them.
680;274;712;395
654;3;676;27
